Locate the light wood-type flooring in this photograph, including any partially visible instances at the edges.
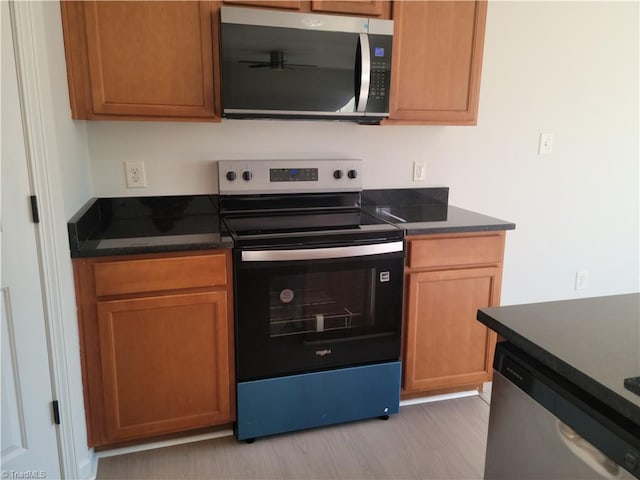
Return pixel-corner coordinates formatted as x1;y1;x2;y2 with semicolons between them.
97;396;489;479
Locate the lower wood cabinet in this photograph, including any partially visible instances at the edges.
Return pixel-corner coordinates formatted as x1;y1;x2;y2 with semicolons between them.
402;232;505;397
97;291;230;442
73;250;234;447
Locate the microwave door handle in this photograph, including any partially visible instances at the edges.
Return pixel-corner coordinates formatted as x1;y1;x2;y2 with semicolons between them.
356;33;371;113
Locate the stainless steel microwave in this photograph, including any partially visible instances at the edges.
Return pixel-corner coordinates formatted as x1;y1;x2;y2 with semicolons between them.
220;6;394;124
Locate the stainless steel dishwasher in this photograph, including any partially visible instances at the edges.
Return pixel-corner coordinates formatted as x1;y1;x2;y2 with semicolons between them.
485;342;639;479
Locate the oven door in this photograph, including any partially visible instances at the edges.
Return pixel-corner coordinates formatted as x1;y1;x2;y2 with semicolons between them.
234;241;404;381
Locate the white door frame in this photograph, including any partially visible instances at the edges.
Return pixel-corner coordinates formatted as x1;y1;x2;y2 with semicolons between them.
8;2;94;478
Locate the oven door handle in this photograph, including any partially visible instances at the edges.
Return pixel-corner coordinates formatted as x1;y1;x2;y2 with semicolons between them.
303;331;398;347
241;241;403;262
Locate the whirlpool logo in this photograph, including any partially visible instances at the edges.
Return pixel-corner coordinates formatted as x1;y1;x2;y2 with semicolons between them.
315;349;332;357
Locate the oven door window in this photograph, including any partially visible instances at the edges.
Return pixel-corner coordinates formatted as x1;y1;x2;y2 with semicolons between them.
235;255;403;381
270;268;375;338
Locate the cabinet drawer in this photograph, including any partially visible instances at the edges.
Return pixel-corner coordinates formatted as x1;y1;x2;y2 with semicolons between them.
94;254;227;297
408;232;505;269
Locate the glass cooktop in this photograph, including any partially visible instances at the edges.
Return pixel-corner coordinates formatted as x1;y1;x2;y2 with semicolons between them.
222;209;396;236
221;209;402;248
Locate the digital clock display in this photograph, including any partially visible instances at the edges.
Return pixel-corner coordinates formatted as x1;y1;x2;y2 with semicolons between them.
270;168;318;182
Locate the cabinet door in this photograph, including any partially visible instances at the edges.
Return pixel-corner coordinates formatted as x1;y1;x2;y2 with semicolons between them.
223;0;302;9
404;267;500;393
311;1;390;18
97;290;231;442
222;1;389;16
388;1;487;125
81;1;218;119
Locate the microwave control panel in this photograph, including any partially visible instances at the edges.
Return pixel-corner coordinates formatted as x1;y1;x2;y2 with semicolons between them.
367;34;393;113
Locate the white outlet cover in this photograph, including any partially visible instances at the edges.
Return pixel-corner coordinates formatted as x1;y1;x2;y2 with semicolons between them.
538;133;553;155
125;161;147;188
413;161;426;182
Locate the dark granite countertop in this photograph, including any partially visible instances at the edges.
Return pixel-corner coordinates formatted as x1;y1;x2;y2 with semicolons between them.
68;195;232;258
477;294;640;427
68;189;514;257
362;188;515;235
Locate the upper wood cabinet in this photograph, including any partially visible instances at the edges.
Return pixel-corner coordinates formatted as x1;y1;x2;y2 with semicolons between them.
311;1;390;17
222;0;306;10
60;1;484;123
223;0;302;9
386;1;487;125
61;1;221;121
222;0;390;17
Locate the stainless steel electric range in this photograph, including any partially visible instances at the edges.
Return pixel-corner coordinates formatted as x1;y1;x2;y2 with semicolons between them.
218;159;404;442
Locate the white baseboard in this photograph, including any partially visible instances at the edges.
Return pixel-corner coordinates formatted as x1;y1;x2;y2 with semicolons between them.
95;429;234;460
479;381;492;405
83;456;98;480
399;389;479;407
94;389;483;465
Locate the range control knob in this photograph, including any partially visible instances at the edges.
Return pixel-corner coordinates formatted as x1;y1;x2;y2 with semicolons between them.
333;169;344;179
347;169;358;179
242;171;253;181
226;171;237;182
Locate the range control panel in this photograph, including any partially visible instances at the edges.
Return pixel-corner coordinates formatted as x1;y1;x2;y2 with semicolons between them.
218;159;362;195
270;168;319;182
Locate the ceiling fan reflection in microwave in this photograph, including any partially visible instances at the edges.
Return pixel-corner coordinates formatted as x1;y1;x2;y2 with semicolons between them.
238;50;317;70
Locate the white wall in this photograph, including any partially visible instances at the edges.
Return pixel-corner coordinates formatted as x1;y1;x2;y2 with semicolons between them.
86;1;639;304
40;2;93;218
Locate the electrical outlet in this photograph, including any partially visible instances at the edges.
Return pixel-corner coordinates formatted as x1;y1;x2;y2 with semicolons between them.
538;133;553;155
413;161;426;182
125;161;146;188
575;270;589;290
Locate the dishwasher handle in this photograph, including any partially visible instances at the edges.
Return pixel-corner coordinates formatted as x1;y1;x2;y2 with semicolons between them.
557;420;622;478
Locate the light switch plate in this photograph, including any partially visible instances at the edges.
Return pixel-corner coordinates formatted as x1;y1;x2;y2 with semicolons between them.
575;270;589;290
